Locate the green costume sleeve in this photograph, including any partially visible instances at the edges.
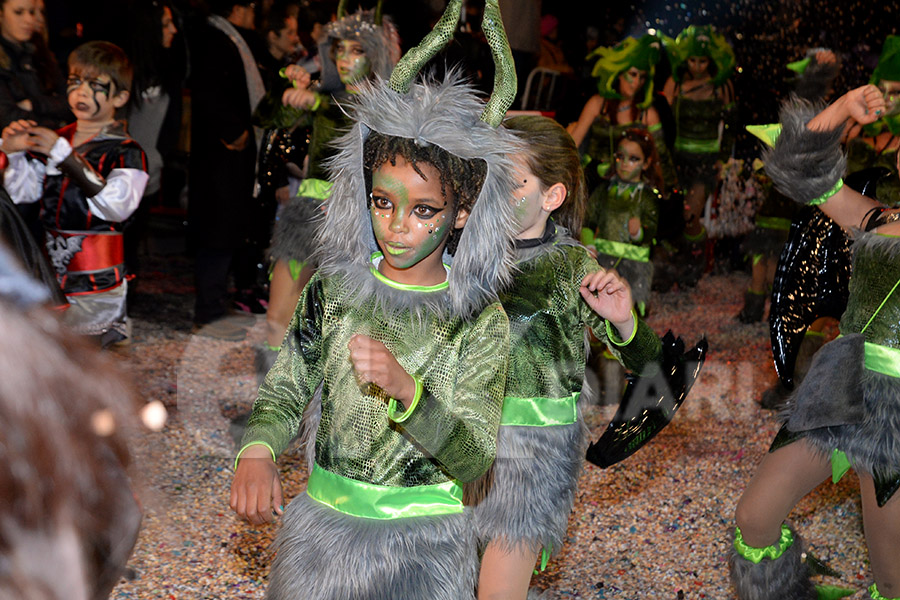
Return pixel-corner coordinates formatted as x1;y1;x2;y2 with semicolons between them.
577;250;661;373
394;303;509;483
650;124;679;193
242;274;327;457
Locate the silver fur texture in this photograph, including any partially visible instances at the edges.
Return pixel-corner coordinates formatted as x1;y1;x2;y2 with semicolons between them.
729;527;816;600
314;72;525;321
793;49;841;103
595;254;654;306
763;98;846;205
267;197;323;264
267;493;478;600
471;410;589;555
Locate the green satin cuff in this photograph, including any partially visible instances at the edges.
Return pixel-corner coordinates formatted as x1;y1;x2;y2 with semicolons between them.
296;178;333;201
809;178;843;206
863;341;900;378
369;252;450;292
234;441;277;470
674;136;720;154
733;524;794;564
755;216;792;231
606;309;638;346
500;392;579;426
306;463;464;520
868;583;899;600
594;238;650;262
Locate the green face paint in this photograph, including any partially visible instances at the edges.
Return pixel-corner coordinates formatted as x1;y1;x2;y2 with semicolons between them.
369;158;455;284
336;40;371;85
614;139;646;183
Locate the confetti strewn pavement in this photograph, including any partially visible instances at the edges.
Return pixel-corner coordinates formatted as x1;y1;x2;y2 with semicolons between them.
111;255;872;600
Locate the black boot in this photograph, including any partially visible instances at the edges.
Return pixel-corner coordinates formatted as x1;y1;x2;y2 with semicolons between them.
730;525;816;600
738;290;766;323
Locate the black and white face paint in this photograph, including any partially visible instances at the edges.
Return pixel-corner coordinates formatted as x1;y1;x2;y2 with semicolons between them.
66;74;113;118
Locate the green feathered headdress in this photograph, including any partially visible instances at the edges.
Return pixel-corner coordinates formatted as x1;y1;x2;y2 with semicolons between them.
871;35;900;86
663;25;735;86
587;34;661;108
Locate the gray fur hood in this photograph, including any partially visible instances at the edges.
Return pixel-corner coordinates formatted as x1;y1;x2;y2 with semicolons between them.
314;72;526;320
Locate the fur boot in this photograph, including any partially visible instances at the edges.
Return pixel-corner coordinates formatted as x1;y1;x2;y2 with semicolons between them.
730;526;816;600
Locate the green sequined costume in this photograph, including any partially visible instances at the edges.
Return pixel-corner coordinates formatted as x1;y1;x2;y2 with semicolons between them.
471;223;661;557
581;179;660;306
240;72;525;600
672;90;734;191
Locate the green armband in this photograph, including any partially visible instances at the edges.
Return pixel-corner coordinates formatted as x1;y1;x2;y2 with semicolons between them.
309;93;322;112
234;441;277;470
388;375;423;423
606;309;638;346
809;178;842;206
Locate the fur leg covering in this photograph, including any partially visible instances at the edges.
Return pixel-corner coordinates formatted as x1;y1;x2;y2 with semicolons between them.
266;494;478;600
729;526;816;600
763;98;845;205
268;197;323;264
470;415;588;555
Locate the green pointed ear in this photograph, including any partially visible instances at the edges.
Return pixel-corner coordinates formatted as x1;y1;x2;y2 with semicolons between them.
746;123;782;148
374;0;383;26
389;0;462;94
337;0;347;19
479;0;516;126
787;57;811;75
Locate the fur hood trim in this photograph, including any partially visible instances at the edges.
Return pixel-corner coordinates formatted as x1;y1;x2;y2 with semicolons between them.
317;10;400;95
315;72;525;321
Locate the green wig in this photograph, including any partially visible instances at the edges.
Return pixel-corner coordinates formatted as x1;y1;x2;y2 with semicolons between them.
871;35;900;86
587;34;661;109
663;25;735;86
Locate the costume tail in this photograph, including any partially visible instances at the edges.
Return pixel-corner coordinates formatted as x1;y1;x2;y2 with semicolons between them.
585;331;707;468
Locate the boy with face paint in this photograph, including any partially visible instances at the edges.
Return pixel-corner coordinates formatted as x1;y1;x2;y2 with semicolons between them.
1;40;148;345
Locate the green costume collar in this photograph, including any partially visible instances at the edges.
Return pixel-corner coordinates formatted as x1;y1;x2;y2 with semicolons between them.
369;252;450;292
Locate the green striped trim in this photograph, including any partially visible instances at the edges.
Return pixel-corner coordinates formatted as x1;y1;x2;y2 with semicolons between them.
863;342;900;378
606;310;638;346
734;524;793;564
296;178;333;201
500;392;579;426
755;216;791;231
234;441;277;470
306;463;464;520
593;238;650;262
674;136;720;154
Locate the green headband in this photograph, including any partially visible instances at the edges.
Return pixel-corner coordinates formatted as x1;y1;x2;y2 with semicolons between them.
587;34;661;108
663;25;735;86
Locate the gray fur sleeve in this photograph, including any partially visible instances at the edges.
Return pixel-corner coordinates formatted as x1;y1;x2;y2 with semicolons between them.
793;51;840;102
763;98;845;205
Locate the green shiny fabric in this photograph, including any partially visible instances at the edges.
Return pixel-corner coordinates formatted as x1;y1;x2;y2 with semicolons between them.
296;178;333;201
306;462;464;519
244;270;509;487
674;136;720;154
831;448;852;483
500;242;660;422
500;392;579;426
846;138;900;208
869;582;900;600
593;239;650;262
584;180;659;246
754;216;792;231
864;341;900;378
389;0;461;94
674;95;727;156
733;524;794;564
839;235;900;357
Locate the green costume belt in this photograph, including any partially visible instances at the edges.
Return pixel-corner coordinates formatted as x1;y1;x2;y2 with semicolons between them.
754;216;791;231
863;341;900;378
594;239;650;262
674;136;720;154
296;178;334;201
306;463;464;520
499;392;580;426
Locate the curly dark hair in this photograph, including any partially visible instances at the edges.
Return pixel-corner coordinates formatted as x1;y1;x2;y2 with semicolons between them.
362;132;487;253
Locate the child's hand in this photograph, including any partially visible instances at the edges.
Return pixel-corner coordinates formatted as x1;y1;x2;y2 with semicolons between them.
1;119;37;153
283;64;311;89
843;85;886;125
580;269;634;337
814;49;837;65
348;334;417;404
230;444;284;525
282;87;316;109
26;126;59;156
628;217;642;238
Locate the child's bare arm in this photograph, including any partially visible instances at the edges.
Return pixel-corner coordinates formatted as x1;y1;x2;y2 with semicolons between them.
230;444;284;525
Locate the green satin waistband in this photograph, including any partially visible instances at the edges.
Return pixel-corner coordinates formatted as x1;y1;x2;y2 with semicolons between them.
306;463;464;520
296;178;333;201
500;391;579;426
864;341;900;378
675;136;720;154
594;238;650;262
754;216;791;231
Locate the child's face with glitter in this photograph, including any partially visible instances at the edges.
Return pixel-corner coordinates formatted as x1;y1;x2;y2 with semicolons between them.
335;39;370;86
370;157;467;284
614;139;648;183
66;66;129;124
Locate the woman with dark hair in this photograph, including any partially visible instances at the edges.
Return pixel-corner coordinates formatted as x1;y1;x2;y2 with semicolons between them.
0;0;69;130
